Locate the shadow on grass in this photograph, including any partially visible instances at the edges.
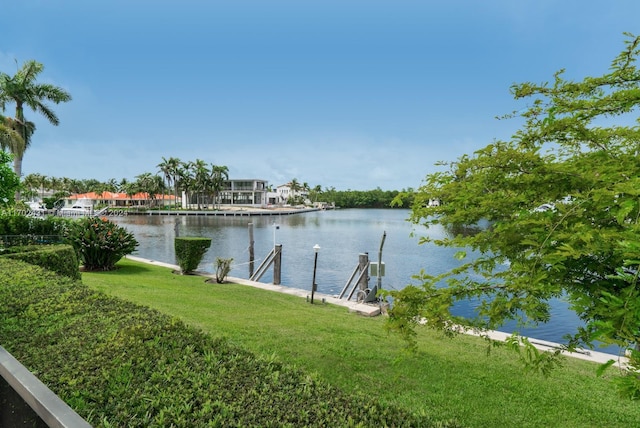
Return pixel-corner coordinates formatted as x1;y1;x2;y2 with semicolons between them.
84;262;153;275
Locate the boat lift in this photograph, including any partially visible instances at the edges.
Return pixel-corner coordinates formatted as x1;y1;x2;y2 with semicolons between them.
337;231;386;303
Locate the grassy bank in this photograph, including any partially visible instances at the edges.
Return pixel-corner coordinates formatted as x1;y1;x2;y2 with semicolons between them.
84;258;640;427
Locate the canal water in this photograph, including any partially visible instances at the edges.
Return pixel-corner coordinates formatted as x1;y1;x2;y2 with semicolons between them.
113;208;617;354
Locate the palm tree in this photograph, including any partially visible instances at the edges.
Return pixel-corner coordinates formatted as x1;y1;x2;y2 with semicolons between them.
311;184;322;203
210;164;229;209
289;178;302;205
104;178;119;193
1;115;35;166
134;172;165;208
22;173;49;201
302;182;310;204
0;60;72;198
192;159;211;209
176;162;194;209
48;176;62;193
157;156;181;209
0;115;25;155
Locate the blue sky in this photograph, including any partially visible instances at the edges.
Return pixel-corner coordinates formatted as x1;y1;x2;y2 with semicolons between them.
2;1;638;190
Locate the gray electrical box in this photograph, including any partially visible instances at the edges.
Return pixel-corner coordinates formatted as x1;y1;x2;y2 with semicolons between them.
369;262;385;276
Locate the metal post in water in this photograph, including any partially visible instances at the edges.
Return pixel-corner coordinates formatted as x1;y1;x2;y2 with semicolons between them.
377;231;386;291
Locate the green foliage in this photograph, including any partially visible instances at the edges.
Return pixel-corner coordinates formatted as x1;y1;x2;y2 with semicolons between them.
215;257;233;283
174;237;211;274
0;151;19;205
0;212;70;243
0;258;444;427
65;217;138;271
322;187;413;208
84;258;640;427
386;33;640;397
0;59;72;185
0;244;80;279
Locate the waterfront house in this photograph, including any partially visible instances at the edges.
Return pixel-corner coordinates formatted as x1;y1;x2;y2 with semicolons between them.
63;192;176;209
273;183;309;205
182;178;269;208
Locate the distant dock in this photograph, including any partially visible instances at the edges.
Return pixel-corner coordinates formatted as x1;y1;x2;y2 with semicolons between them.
127;207;323;217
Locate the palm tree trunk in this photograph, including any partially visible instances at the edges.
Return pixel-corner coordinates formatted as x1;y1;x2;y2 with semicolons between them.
13;155;23;201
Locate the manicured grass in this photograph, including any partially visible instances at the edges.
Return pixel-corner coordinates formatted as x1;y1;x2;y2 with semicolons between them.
84;258;640;428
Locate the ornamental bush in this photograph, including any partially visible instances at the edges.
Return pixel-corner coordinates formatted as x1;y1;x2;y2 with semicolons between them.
175;237;211;274
65;217;138;271
215;257;233;283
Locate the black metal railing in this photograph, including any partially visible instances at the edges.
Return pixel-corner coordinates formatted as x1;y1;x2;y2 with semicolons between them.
0;235;65;248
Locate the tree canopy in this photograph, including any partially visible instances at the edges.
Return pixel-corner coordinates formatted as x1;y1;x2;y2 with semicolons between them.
387;33;640;397
0;59;71;195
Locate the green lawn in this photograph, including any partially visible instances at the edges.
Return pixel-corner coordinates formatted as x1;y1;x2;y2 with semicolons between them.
83;258;640;428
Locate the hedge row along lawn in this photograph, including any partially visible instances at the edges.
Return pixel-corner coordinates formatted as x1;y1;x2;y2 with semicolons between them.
0;258;450;427
82;258;640;428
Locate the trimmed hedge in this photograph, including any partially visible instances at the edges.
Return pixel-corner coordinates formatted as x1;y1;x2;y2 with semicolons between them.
0;258;452;428
0;213;70;236
174;237;211;274
0;244;81;280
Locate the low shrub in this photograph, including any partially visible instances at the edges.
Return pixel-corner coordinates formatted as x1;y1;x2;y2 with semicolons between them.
0;258;451;427
0;244;80;280
174;237;211;274
65;217;138;271
215;257;233;283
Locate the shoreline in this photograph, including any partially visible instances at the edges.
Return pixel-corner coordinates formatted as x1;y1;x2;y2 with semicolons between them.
14;205;326;218
137;206;322;217
125;255;629;368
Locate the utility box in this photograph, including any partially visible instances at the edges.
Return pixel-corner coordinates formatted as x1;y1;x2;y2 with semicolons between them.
369;262;385;277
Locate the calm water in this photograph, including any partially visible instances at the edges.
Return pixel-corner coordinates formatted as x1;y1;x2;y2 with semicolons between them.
113;208;617;354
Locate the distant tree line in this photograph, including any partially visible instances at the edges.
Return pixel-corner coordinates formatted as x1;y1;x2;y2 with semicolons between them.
20;156;229;209
19;160;416;210
316;187;415;209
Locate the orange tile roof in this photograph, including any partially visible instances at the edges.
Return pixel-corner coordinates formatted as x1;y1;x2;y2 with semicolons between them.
69;192;177;201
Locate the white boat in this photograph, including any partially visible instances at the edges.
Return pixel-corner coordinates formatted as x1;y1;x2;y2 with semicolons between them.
27;201;47;217
59;198;96;216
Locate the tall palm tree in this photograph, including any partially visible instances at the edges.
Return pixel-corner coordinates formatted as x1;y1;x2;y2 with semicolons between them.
191;159;210;209
302;182;310;203
157;156;181;209
289;178;302;204
0;60;72;197
311;184;322;203
210;164;229;209
176;162;194;209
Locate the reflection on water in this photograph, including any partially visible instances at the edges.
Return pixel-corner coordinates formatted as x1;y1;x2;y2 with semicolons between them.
112;209;617;354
